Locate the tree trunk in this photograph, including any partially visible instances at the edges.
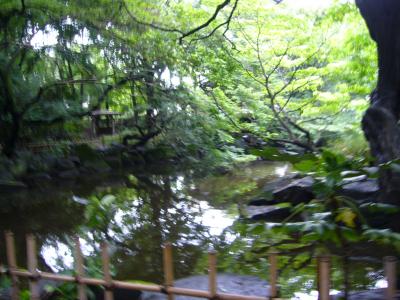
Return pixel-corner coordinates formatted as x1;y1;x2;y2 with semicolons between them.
0;69;20;157
3;112;21;157
356;0;400;203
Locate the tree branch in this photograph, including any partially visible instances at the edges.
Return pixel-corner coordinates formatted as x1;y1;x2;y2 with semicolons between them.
122;1;183;35
178;0;236;44
202;87;242;131
190;0;239;44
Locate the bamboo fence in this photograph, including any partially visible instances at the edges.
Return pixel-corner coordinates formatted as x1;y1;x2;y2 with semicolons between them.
0;231;397;300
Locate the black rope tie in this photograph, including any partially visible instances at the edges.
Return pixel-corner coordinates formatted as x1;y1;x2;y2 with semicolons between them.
161;285;169;294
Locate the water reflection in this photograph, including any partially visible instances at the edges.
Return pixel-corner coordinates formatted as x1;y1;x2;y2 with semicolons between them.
0;161;286;285
1;160;388;298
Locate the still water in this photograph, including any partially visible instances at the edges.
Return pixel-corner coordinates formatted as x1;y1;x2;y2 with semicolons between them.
0;161;387;298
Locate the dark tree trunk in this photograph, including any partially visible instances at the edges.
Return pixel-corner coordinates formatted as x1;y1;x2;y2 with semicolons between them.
356;0;400;203
0;69;20;157
3;113;21;157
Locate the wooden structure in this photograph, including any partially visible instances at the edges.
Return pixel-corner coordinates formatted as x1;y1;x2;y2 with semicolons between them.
91;110;121;137
0;231;397;300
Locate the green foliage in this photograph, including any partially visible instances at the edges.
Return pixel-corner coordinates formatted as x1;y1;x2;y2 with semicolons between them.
213;148;399;297
266;148;400;250
0;0;376;166
0;1;387;295
41;253;105;300
180;0;375;151
0;275;11;294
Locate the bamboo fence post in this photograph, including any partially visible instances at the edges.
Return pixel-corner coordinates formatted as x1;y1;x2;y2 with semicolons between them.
26;234;40;300
5;231;20;300
0;255;3;276
101;242;114;300
384;256;397;300
317;256;330;300
163;242;175;300
208;250;217;298
0;239;5;276
74;237;87;300
268;253;278;299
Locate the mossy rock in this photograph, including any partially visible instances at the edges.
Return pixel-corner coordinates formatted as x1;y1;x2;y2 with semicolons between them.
143;145;176;162
74;144;100;161
0;167;14;181
0;180;27;189
10;159;28;178
74;144;111;172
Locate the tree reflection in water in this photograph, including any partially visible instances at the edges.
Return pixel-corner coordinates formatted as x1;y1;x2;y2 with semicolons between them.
0;167;239;283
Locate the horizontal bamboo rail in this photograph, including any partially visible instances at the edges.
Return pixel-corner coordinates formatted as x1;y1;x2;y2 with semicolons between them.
0;231;397;300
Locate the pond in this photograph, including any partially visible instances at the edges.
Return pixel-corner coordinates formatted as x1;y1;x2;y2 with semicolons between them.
0;160;388;299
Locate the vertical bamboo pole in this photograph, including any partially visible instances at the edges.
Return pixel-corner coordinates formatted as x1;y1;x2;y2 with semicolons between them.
74;237;87;300
101;242;114;300
384;256;397;300
317;256;330;300
208;250;217;298
0;252;3;275
163;242;174;300
269;253;278;299
26;234;40;300
0;239;4;276
5;231;20;300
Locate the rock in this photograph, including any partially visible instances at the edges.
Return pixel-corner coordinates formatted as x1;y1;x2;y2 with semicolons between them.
143;147;173;162
363;167;379;175
78;166;93;174
341;171;364;178
10;158;28;177
0;180;27;189
0;169;14;181
248;206;293;222
342;174;367;183
248;198;274;206
25;172;52;187
57;169;80;180
74;143;99;161
215;166;230;175
246;176;313;221
272;176;314;205
26;155;51;173
141;274;270;300
262;175;298;193
247;175;380;221
248;175;299;207
104;156;122;169
332;288;400;300
124;151;146;165
68;156;81;165
74;144;111;172
0;156;12;168
241;134;267;148
55;158;76;171
84;159;111;172
91;286;141;300
107;143;128;154
41;154;58;169
341;178;379;201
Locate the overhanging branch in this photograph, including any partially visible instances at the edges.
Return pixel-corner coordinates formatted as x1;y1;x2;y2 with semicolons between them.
122;0;239;44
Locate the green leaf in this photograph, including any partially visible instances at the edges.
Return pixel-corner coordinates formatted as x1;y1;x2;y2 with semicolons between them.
341;227;361;242
250;224;266;235
294;160;317;172
101;195;116;206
